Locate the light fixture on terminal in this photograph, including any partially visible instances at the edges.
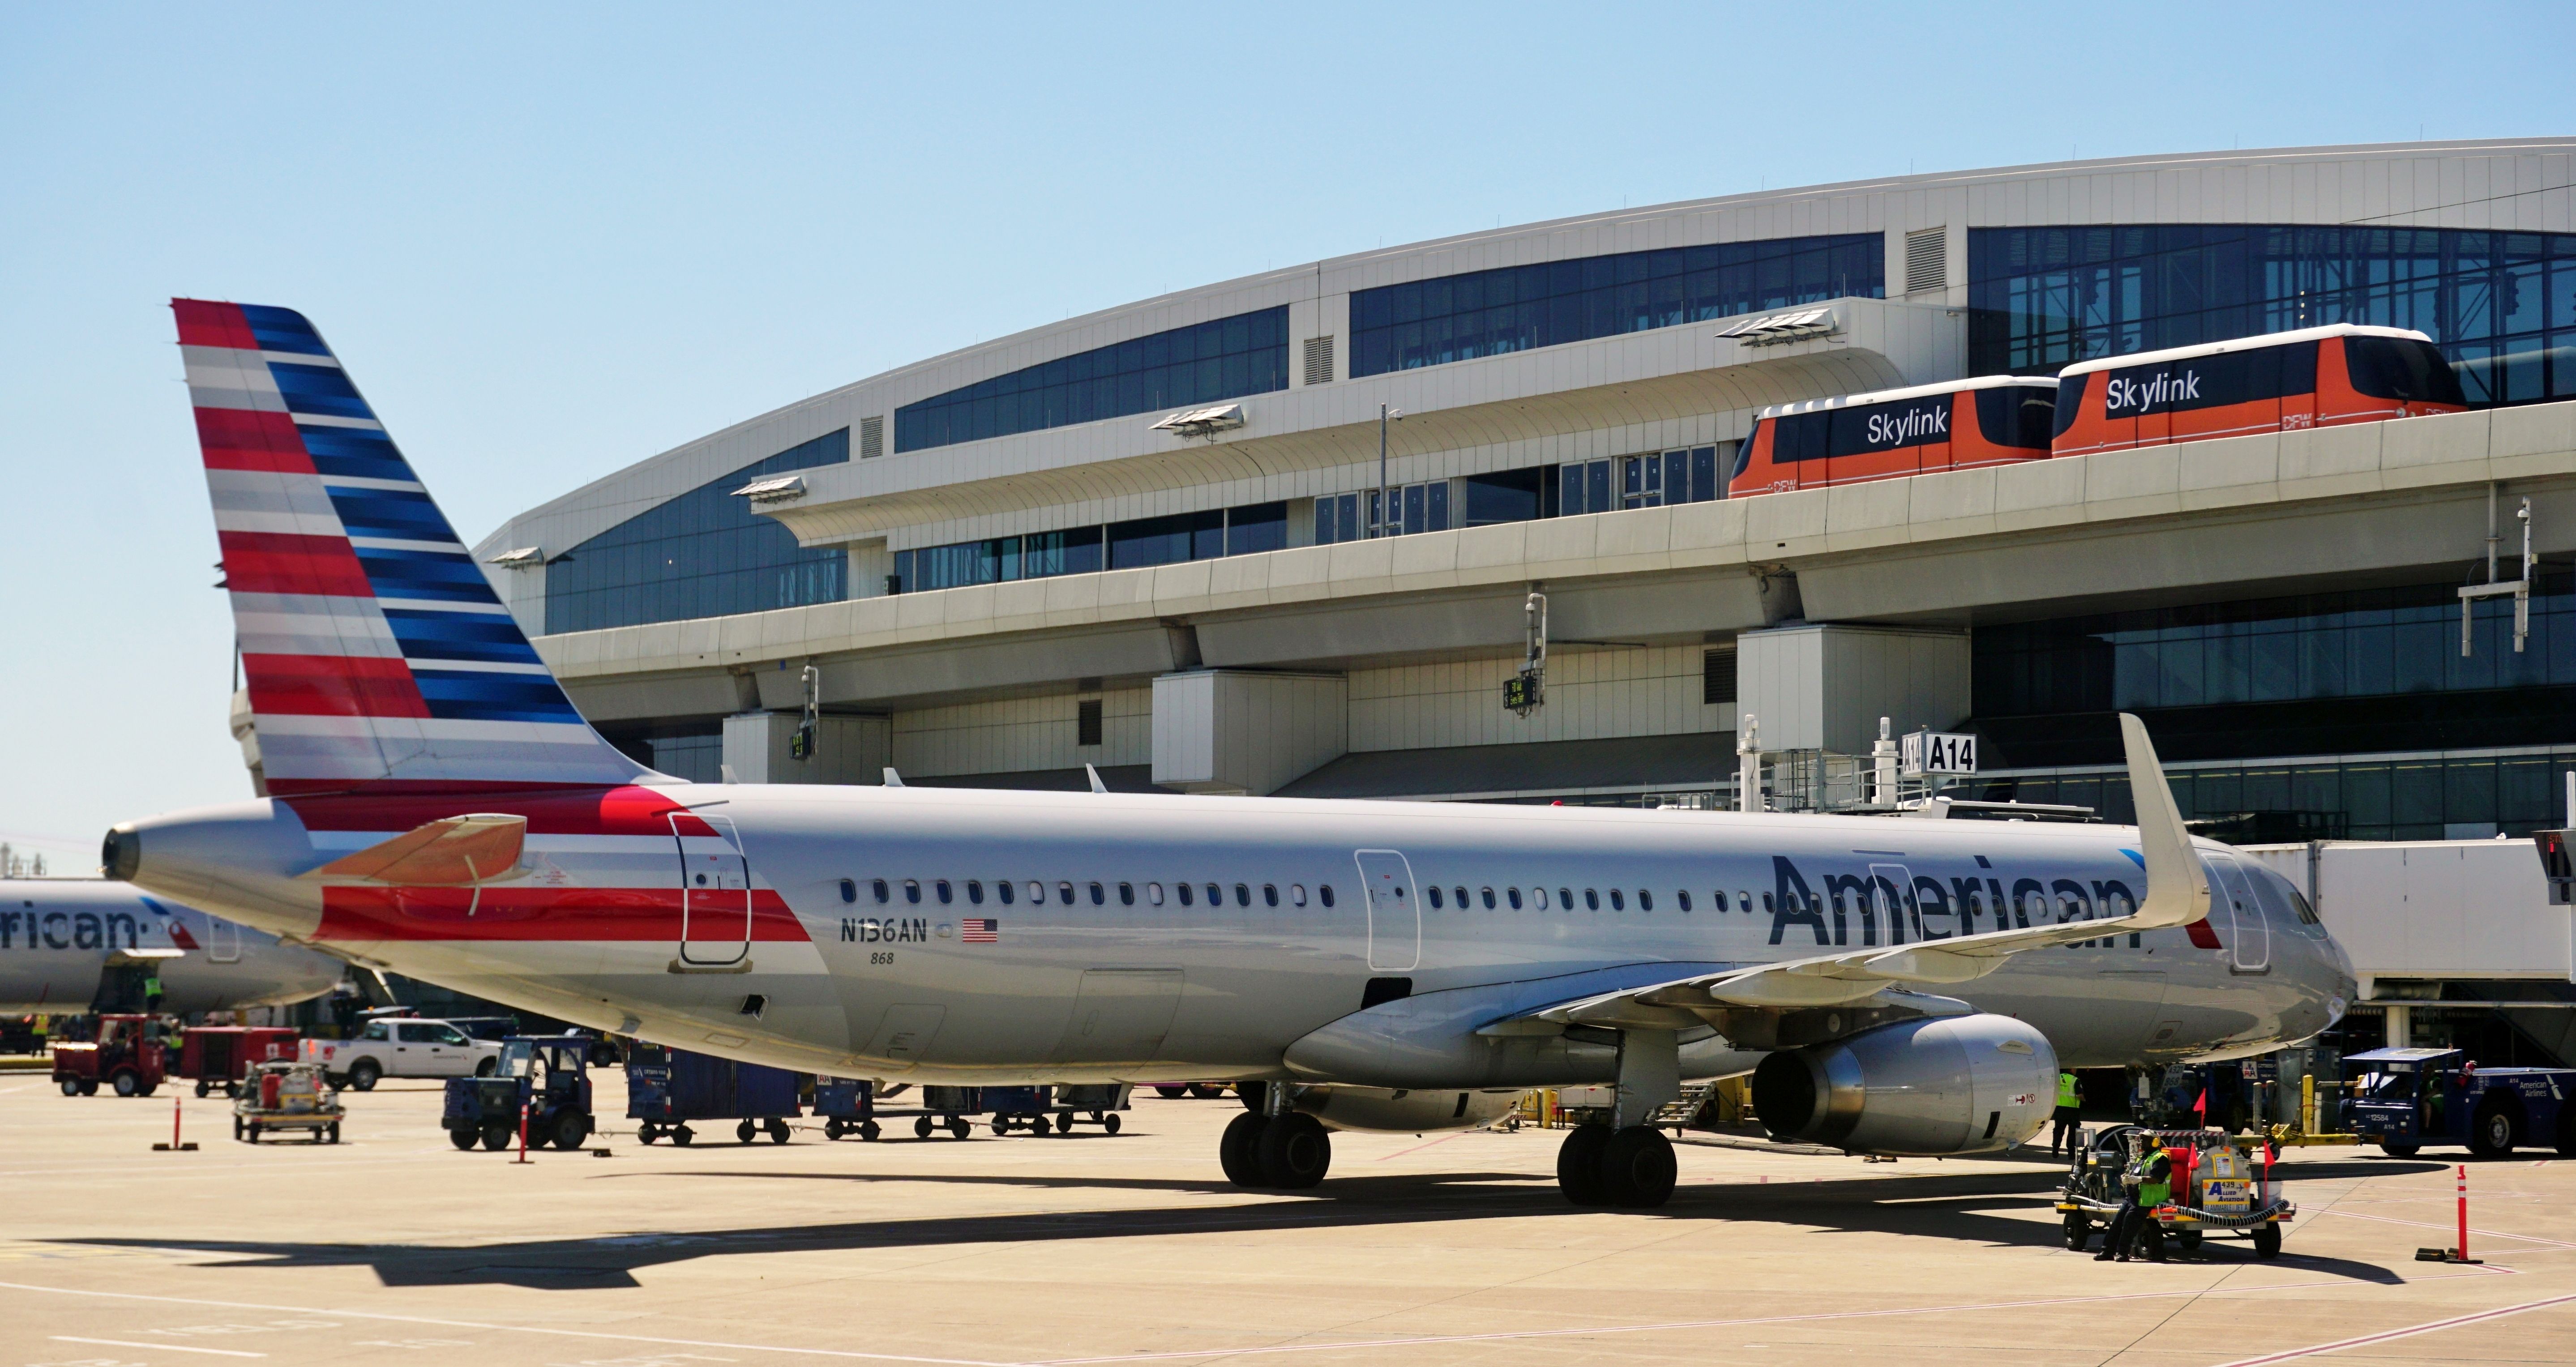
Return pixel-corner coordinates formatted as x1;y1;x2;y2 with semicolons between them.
1148;403;1246;440
485;546;546;570
730;473;809;505
1716;307;1840;347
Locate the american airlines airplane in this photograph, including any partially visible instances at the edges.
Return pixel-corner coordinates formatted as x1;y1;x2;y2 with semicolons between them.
105;300;2356;1206
0;878;345;1013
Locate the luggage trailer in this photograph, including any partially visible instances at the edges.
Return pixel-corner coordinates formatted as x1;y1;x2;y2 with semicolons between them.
2058;1125;2293;1259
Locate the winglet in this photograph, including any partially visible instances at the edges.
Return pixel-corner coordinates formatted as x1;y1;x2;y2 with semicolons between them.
2120;713;2209;929
883;767;905;788
1085;763;1108;794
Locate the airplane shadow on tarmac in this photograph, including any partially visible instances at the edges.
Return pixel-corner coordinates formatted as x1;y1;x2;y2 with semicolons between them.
57;1157;2430;1290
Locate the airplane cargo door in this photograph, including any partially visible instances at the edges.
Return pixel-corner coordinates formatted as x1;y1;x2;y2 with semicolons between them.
1355;850;1419;972
671;812;753;969
2208;853;2270;974
1051;970;1183;1065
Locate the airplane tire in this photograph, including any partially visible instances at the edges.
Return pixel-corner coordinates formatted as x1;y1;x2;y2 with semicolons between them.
1219;1111;1266;1186
2468;1098;2518;1160
1237;1081;1267;1113
1598;1126;1677;1208
1256;1113;1331;1189
449;1127;478;1151
1556;1125;1610;1205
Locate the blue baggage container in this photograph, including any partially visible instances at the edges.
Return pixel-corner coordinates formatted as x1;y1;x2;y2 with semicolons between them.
913;1085;981;1140
627;1044;801;1145
813;1076;879;1141
984;1085;1053;1136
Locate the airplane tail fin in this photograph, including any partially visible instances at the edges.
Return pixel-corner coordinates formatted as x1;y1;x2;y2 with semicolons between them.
175;299;654;796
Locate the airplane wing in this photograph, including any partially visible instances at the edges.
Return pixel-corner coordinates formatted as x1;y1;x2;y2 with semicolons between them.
300;813;528;886
1480;713;2212;1034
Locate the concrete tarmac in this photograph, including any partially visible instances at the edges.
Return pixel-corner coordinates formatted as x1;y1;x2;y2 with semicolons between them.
2;1075;2571;1367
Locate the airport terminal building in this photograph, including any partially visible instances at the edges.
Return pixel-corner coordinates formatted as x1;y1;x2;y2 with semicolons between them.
474;140;2576;852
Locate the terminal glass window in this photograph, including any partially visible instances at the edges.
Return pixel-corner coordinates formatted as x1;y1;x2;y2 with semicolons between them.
1968;225;2576;404
544;429;849;634
892;500;1287;591
1351;235;1883;378
1970;574;2576;769
894;307;1289;453
1314;483;1448;543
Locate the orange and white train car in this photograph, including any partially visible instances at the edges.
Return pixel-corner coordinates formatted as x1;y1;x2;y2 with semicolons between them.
2050;324;2467;457
1730;376;2058;498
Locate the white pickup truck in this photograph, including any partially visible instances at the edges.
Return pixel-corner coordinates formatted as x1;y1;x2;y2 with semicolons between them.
301;1018;505;1090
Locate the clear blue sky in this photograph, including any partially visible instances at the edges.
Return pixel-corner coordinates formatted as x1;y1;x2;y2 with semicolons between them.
2;3;2569;871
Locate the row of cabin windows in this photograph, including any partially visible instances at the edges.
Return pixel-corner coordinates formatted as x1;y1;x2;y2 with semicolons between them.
841;877;1337;909
834;876;1778;914
1427;885;1770;912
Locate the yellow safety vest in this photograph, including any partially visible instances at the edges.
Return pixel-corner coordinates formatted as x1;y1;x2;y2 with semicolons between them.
2057;1072;2079;1108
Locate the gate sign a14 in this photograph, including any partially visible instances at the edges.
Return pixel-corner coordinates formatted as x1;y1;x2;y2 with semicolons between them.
1901;731;1977;776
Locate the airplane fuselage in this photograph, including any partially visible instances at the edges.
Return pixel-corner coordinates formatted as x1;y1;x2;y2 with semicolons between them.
114;782;2354;1085
0;879;346;1014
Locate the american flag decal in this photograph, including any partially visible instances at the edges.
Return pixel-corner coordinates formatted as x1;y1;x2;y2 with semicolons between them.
960;918;998;943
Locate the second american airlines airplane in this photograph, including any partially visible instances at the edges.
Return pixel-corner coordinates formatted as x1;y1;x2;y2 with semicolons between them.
106;300;2356;1206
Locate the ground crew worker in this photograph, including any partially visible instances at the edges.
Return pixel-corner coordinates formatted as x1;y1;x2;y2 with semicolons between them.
142;968;163;1014
2096;1142;2174;1262
2051;1071;2083;1156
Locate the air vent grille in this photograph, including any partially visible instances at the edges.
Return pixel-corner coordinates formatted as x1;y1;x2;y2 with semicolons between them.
859;414;885;459
1703;647;1737;706
1077;698;1104;748
1302;336;1335;386
1904;227;1947;295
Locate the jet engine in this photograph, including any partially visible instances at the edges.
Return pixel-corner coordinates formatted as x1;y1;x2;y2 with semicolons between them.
1750;1014;2056;1157
1295;1085;1524;1133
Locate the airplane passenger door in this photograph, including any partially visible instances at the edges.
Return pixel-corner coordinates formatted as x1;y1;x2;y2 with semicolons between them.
206;916;240;964
1355;850;1419;972
2208;853;2270;974
670;812;753;969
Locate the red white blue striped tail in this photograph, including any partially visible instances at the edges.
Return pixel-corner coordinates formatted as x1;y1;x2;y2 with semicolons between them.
175;299;655;797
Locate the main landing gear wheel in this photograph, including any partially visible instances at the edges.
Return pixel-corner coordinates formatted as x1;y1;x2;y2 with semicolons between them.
1219;1112;1265;1186
1255;1113;1331;1188
1599;1127;1677;1208
1556;1125;1610;1205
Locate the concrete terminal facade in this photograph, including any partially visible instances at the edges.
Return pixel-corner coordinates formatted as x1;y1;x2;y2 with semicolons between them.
470;141;2576;869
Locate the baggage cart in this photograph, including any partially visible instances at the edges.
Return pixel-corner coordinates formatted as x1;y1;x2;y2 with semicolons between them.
1052;1083;1130;1134
985;1085;1054;1135
179;1025;299;1098
627;1044;801;1145
2057;1125;2293;1259
813;1076;881;1141
910;1085;981;1139
232;1060;343;1144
